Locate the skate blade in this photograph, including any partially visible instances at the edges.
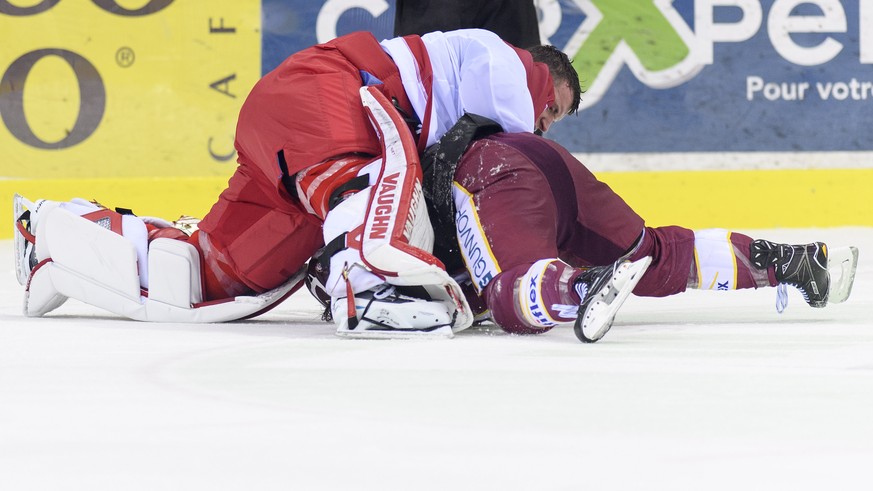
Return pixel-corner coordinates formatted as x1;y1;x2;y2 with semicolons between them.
336;324;454;340
12;193;35;286
576;256;653;343
828;246;859;304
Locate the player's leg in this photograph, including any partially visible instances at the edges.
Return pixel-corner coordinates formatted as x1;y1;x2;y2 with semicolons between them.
451;138;648;341
549;144;857;309
691;230;857;311
632;226;858;311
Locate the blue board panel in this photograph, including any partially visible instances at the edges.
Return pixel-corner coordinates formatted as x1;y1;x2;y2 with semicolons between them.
261;1;873;155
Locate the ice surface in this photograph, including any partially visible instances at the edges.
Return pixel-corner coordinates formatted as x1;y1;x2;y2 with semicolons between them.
2;229;873;490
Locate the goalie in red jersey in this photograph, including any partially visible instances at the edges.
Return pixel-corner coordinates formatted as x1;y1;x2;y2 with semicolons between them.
13;29;579;337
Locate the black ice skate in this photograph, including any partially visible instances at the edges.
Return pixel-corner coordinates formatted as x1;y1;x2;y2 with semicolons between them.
750;239;830;309
573;256;652;343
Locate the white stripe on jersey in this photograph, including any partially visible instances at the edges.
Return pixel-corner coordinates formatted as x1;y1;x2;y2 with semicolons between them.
381;28;535;148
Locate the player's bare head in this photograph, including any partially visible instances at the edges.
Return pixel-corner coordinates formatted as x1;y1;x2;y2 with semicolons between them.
527;44;581;116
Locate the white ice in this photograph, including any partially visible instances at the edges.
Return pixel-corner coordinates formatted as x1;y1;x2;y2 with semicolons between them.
2;229;873;491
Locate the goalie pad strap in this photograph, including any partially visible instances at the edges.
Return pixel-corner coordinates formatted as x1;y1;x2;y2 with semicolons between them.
16;218;35;244
328;174;370;211
317;232;348;268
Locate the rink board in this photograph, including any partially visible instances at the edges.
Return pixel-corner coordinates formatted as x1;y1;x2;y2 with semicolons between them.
3;0;872;237
4;166;871;240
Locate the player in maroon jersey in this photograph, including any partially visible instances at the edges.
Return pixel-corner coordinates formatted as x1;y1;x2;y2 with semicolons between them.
427;130;854;341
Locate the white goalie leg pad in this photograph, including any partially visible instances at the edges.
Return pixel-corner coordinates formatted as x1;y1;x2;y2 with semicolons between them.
25;206;304;322
319;156;446;297
143;260;307;323
358;85;441;285
693;229;738;291
23;261;69;317
305;86;473;334
25;205;143;317
827;246;859;304
321;184;384;297
46;198;151;288
318;179;470;337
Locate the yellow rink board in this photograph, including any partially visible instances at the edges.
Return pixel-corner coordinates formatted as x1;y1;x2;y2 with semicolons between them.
2;2;871;239
3;167;871;239
598;167;873;229
1;0;259;232
2;177;229;237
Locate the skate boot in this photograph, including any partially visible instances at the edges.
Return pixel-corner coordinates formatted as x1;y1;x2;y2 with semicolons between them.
13;194;61;286
332;284;457;339
573;256;652;343
750;239;829;310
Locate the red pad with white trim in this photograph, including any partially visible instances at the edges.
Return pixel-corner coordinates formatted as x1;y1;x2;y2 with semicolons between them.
358;86;440;282
349;86;474;333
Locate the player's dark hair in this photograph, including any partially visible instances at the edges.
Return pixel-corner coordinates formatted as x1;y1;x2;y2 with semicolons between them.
527;45;581;115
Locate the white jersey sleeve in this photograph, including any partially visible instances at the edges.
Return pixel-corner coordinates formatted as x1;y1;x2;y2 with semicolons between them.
381;28;535;148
